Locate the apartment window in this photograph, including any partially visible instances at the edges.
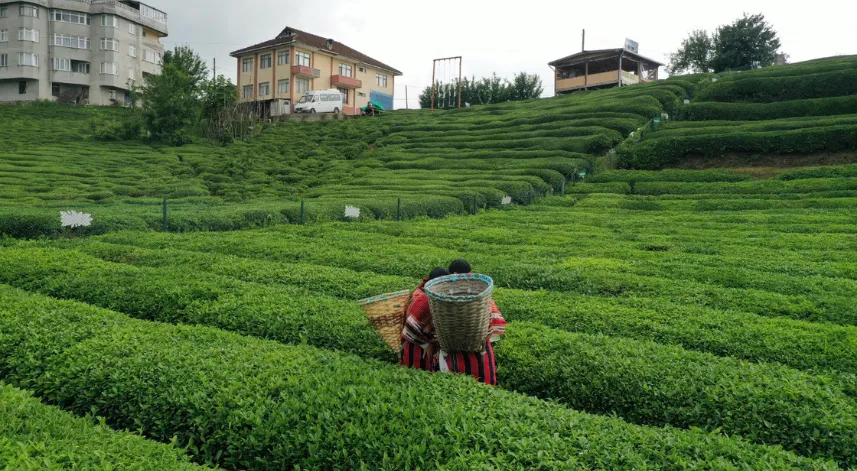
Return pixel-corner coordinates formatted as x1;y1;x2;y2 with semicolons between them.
140;4;167;24
242;85;253;99
100;62;119;75
142;30;147;38
296;78;310;94
129;23;137;35
0;6;7;18
339;64;352;77
259;82;270;96
277;79;289;95
358;67;366;73
52;84;61;97
51;9;90;25
338;87;349;104
74;62;90;74
260;54;272;69
295;52;310;67
0;54;7;67
53;58;71;71
128;66;136;79
109;90;117;101
52;34;90;50
19;28;40;43
358;92;366;97
19;81;27;94
376;74;388;88
19;5;39;18
0;30;6;42
129;45;137;57
101;38;119;51
143;49;157;63
101;15;119;28
277;50;289;65
242;57;253;72
18;53;39;67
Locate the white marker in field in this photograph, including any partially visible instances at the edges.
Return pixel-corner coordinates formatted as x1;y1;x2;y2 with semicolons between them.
60;211;93;228
344;206;360;219
501;196;513;205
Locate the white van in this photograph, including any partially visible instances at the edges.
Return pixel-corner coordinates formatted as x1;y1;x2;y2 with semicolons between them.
294;89;344;114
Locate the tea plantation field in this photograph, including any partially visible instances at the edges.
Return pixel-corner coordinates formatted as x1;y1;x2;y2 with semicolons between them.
1;56;857;469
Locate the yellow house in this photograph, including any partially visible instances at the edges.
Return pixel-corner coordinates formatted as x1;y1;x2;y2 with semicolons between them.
230;26;402;115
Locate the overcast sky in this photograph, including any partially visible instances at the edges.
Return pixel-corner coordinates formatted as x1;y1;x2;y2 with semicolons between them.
161;0;855;109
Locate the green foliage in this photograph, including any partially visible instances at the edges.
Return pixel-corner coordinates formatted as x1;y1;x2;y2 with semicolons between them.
89;114;143;141
162;46;209;91
0;286;840;470
667;30;714;75
678;95;857;120
418;72;544;109
0;382;206;470
141;62;199;145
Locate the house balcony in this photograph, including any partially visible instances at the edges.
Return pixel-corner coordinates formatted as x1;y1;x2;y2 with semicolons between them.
291;65;320;79
330;74;361;89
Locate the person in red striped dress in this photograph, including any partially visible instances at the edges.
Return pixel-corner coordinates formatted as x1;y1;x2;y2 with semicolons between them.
399;267;448;373
437;259;506;386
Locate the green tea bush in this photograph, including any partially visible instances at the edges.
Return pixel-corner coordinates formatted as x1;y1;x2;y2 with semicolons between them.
0;286;839;470
678;95;857;121
695;69;857;103
0;383;206;470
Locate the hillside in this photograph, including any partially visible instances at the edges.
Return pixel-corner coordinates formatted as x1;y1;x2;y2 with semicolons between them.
1;55;856;470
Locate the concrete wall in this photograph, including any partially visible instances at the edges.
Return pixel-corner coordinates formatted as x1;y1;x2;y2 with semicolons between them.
0;0;165;104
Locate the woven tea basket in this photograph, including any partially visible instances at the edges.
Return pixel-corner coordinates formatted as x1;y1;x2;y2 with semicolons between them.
358;290;411;351
424;274;493;353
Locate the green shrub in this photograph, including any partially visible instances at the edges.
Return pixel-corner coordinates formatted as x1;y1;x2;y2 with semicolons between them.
678;95;857;121
695;69;857;102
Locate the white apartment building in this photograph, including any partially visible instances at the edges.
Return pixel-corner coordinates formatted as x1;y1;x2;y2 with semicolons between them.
0;0;167;105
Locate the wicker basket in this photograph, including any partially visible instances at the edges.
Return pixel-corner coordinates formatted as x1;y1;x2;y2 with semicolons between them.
424;274;493;353
357;290;412;351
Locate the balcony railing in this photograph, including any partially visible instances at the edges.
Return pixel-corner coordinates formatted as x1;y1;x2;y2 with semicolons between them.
330;74;361;89
292;65;320;79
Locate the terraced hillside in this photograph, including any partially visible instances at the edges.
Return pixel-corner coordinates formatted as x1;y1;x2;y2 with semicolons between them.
2;55;857;469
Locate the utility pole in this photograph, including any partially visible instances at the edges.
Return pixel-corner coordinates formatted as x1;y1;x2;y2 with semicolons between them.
213;58;216;78
405;86;409;110
582;29;585;52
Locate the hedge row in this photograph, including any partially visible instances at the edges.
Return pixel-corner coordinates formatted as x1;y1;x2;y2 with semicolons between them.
678;95;857;121
618;125;857;169
695;69;857;103
586;169;753;183
0;383;206;470
0;286;840;470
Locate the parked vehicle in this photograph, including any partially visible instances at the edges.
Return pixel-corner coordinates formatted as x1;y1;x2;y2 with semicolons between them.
295;89;344;114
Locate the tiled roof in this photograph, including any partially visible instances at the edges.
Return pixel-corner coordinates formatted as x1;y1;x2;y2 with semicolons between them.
230;26;402;76
549;48;664;67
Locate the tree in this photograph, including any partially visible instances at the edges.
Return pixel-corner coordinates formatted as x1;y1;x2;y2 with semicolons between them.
418;72;543;109
141;62;198;145
509;72;544;101
201;75;239;144
667;30;713;75
162;46;208;91
667;13;782;75
710;13;781;72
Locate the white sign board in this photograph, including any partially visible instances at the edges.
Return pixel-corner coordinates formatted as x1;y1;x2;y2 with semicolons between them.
60;211;93;228
344;205;360;219
624;38;639;54
501;196;513;205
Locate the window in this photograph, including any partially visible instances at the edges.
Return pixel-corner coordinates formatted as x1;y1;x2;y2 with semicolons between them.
295;52;310;67
100;62;119;75
109;90;117;101
52;84;60;97
296;78;310;94
359;67;366;73
74;62;90;73
140;4;167;24
278;79;289;94
101;15;119;28
338;87;349;104
129;23;137;35
19;5;38;18
143;49;157;63
0;54;7;67
53;58;71;71
259;82;270;96
376;74;388;88
101;38;119;51
242;85;253;99
19;81;27;95
142;30;147;38
0;6;7;18
18;53;39;67
52;9;91;25
19;28;40;43
260;54;272;69
0;30;7;42
339;64;352;77
128;66;136;79
358;92;366;97
277;50;289;65
129;45;137;57
242;57;253;72
51;34;90;50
